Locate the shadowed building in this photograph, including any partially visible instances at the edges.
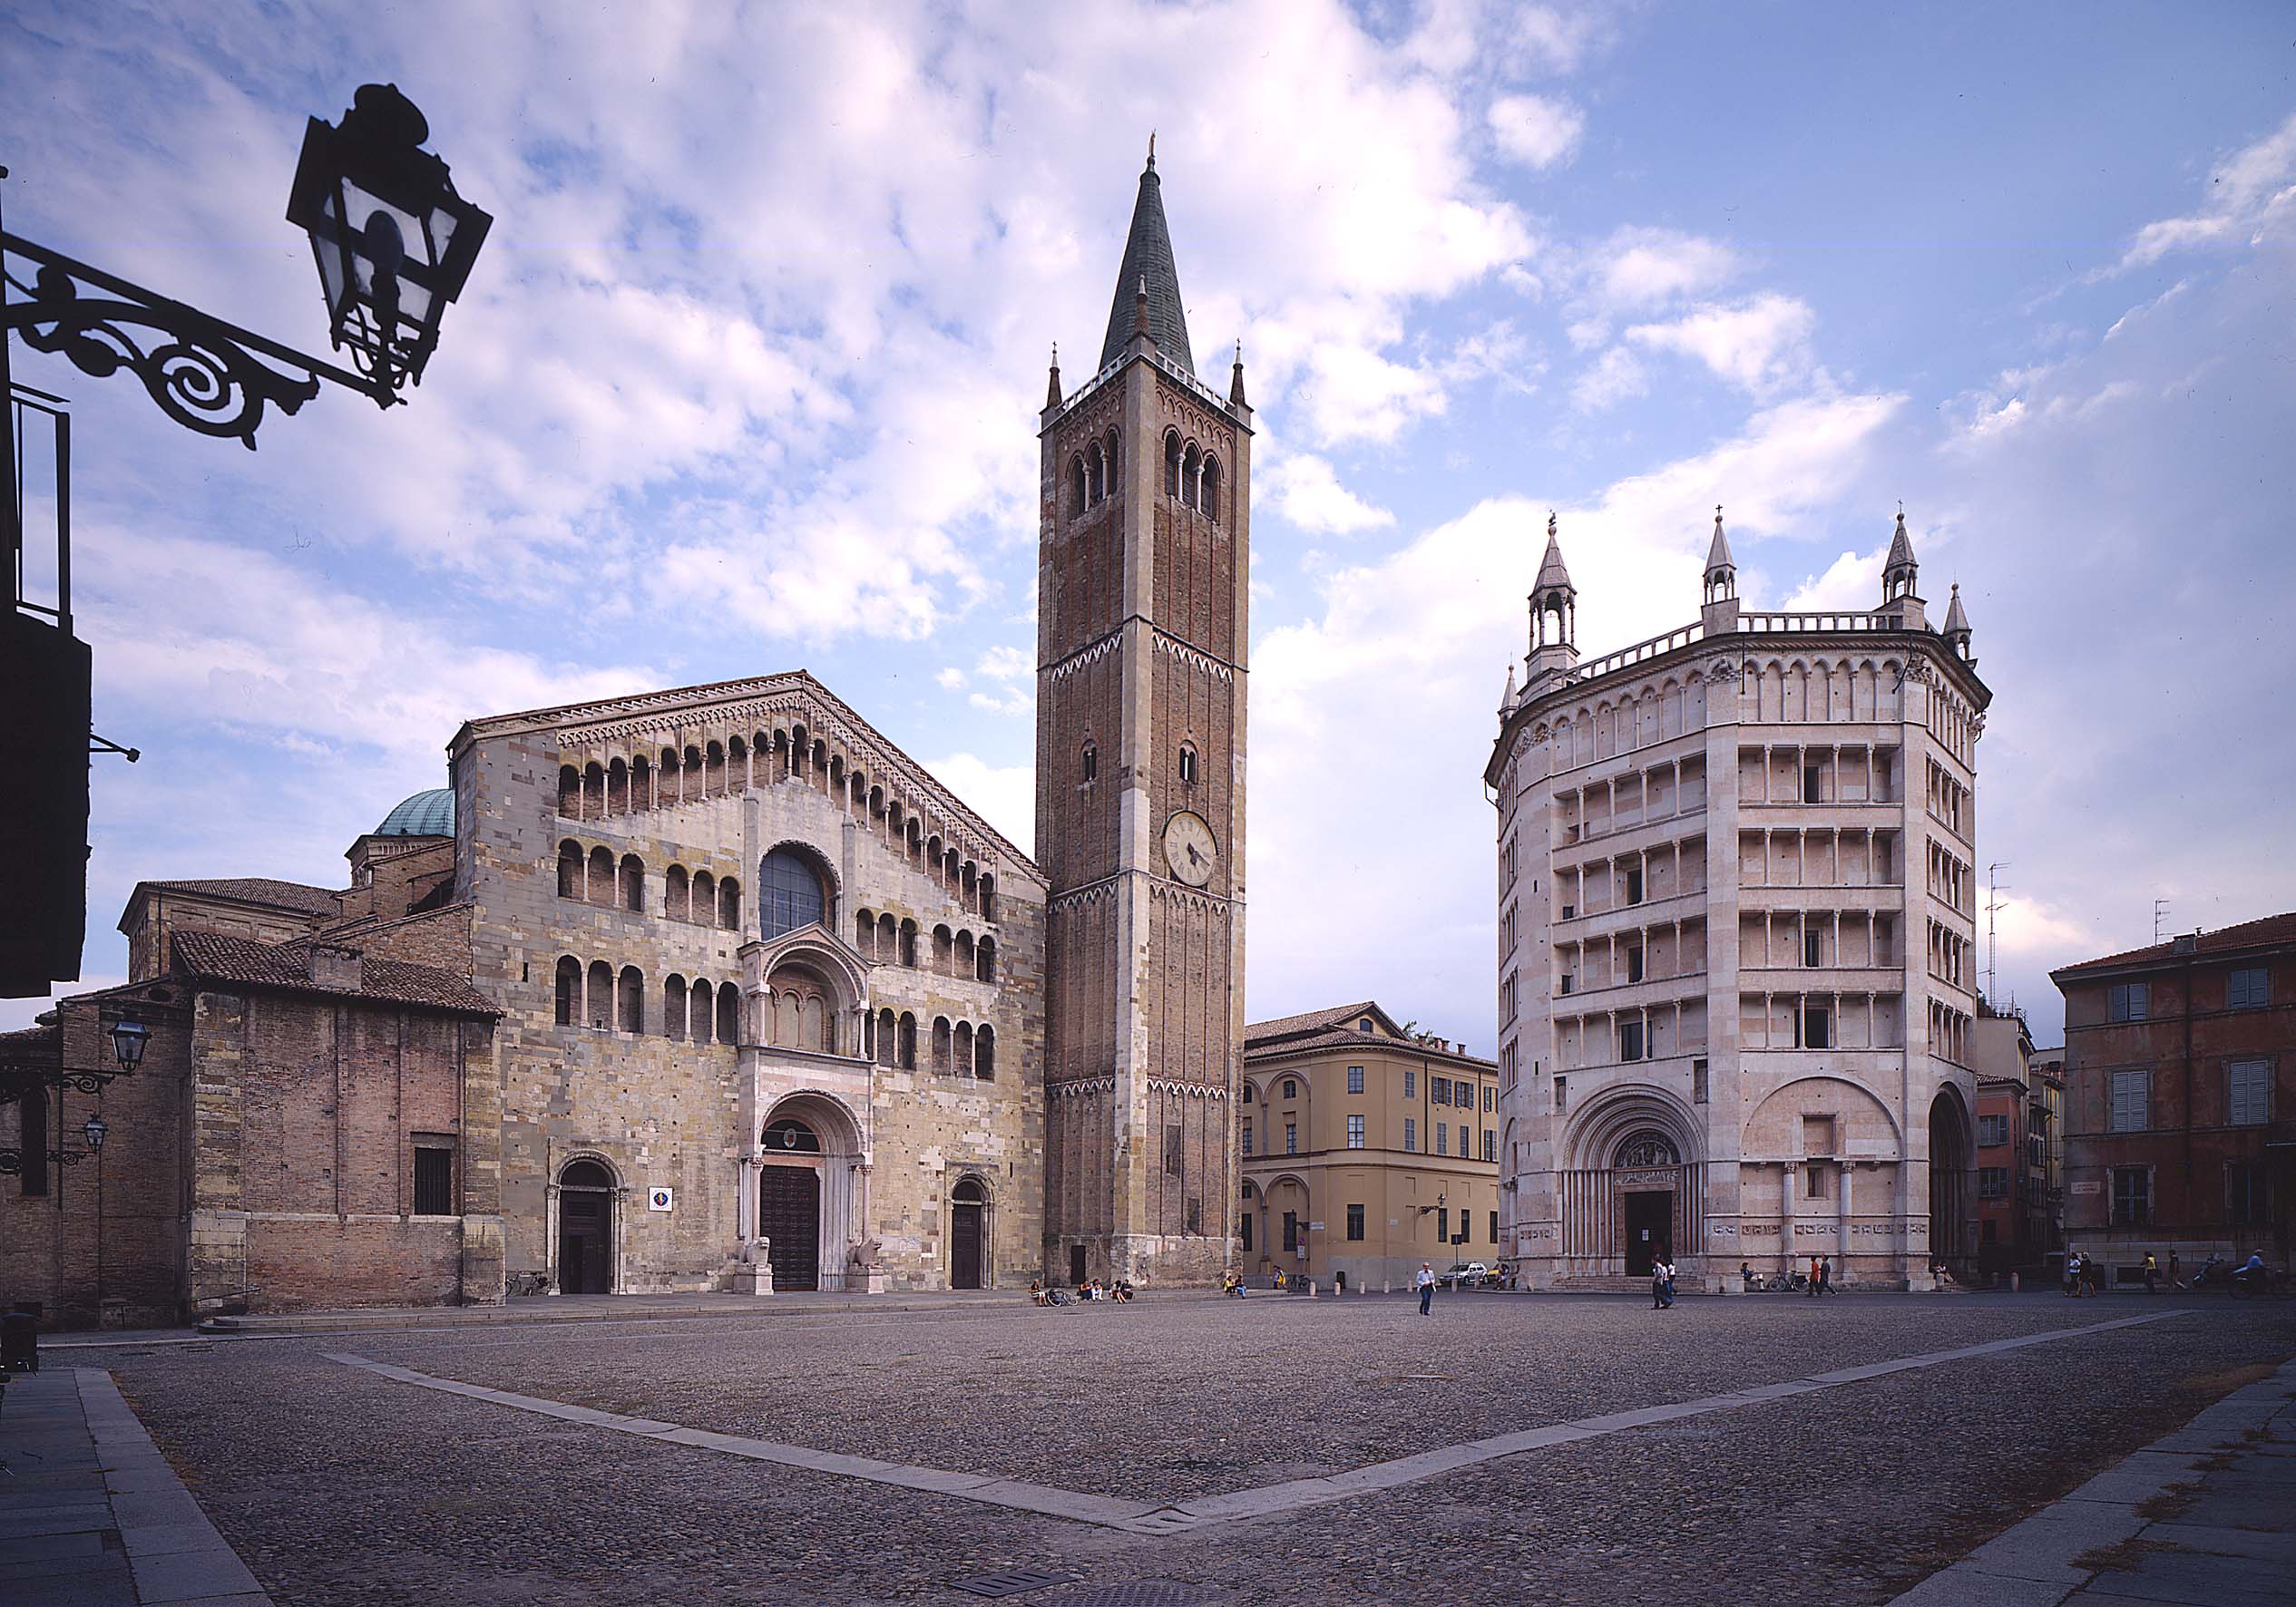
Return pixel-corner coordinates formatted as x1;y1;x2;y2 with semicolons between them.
1490;509;1990;1290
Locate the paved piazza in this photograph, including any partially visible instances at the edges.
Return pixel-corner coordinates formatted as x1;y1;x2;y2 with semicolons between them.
66;1292;2296;1605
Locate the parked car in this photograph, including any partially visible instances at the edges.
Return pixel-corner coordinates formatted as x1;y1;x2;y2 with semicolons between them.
1440;1261;1490;1290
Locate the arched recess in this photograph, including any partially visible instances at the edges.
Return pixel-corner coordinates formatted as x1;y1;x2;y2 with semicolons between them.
751;1092;868;1293
1257;1171;1313;1269
553;1155;620;1295
759;840;837;940
1929;1084;1976;1273
1555;1085;1705;1273
747;926;871;1060
949;1172;992;1290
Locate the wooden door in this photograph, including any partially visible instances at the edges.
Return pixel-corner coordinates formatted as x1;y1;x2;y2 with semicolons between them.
759;1165;821;1290
952;1203;984;1290
560;1191;611;1293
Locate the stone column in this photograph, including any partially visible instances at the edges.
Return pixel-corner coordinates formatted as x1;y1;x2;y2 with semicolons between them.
1780;1161;1797;1275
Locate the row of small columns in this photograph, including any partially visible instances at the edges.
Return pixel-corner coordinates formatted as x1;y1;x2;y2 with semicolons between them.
1554;755;1707;847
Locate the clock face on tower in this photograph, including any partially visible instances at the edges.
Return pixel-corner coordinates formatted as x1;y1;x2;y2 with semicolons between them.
1162;810;1217;886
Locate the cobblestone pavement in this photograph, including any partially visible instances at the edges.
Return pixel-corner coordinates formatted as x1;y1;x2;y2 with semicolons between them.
69;1291;2296;1606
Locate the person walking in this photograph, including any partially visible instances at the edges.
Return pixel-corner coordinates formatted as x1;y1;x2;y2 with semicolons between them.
2064;1250;2081;1297
2143;1252;2159;1295
2169;1250;2184;1290
1651;1254;1675;1310
1415;1261;1436;1317
1806;1253;1822;1297
1818;1256;1834;1296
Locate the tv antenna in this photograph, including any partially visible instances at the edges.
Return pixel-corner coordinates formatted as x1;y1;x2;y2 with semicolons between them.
1986;862;2009;1004
2153;898;2171;946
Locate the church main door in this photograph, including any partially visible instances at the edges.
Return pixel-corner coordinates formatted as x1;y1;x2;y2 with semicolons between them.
760;1166;822;1291
950;1175;987;1290
1622;1191;1672;1277
557;1160;615;1294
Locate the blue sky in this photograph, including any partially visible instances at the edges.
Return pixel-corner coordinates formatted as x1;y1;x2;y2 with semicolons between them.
6;2;2293;1052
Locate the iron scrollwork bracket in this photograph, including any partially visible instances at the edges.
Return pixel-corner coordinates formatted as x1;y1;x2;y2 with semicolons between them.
4;233;388;449
0;1146;90;1176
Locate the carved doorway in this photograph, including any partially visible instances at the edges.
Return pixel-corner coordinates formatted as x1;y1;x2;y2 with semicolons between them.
760;1165;822;1291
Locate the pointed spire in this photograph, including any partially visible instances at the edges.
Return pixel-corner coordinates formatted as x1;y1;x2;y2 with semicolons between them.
1705;504;1734;576
1534;510;1574;594
1885;506;1918;577
1229;338;1248;407
1942;581;1969;638
1045;343;1062;412
1500;661;1518;717
1099;147;1195;371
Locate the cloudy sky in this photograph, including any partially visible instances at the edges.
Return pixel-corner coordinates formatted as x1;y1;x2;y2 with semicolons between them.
6;2;2293;1051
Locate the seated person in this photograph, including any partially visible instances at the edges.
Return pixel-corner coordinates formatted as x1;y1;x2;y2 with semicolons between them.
1740;1261;1756;1290
1030;1278;1050;1307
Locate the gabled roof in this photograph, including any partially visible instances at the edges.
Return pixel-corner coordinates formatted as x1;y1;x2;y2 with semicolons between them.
1097;151;1194;373
450;668;1042;883
2051;911;2296;981
122;877;341;932
1243;1001;1495;1067
1247;1000;1385;1047
171;930;498;1017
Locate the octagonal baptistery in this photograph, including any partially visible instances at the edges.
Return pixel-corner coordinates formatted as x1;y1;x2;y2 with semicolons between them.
1488;511;1990;1291
448;671;1047;1296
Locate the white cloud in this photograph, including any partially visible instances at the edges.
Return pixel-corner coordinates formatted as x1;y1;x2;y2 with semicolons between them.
1490;93;1585;170
922;754;1034;852
935;667;968;690
1589;226;1740;314
1265;453;1396;534
1571;346;1648;412
975;645;1031;682
1626;293;1816;393
2117;111;2296;270
1783;547;1881;610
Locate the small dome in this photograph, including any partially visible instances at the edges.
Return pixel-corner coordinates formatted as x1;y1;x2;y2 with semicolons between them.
376;787;454;837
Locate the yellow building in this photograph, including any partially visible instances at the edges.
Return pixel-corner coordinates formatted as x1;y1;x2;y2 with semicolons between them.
1241;1003;1501;1290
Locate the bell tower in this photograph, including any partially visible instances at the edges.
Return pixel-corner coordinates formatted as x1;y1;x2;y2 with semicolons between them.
1036;145;1251;1285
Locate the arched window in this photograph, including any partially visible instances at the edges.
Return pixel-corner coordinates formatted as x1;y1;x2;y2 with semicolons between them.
716;981;740;1046
980;874;996;922
1080;742;1098;783
1165;430;1182;497
976;936;997;982
617;967;643;1033
608;757;628;814
555;956;581;1026
1177;743;1197;786
955;930;975;978
1071;455;1088;517
898;1012;918;1070
880;912;899;962
666;864;689;922
630;754;651;809
588;846;614;907
759;848;827;938
933;924;953;973
15;1084;47;1195
876;1008;897;1067
1087;440;1105;504
562;1158;613;1189
932;1016;953;1075
1199;455;1219;521
692;870;715;926
954;1020;974;1077
899;919;919;967
557;840;583;899
856;910;876;958
583;763;605;820
719;877;741;929
558;765;581;817
974;1023;995;1080
1182;443;1200;506
663;974;688;1039
620;854;645;911
587;961;613;1029
1104;429;1119;495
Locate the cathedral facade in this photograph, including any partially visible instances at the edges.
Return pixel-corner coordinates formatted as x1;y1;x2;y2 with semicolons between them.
1490;511;1989;1291
2;152;1251;1320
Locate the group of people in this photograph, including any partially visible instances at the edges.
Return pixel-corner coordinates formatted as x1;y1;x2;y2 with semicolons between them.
1029;1277;1134;1306
1650;1253;1680;1308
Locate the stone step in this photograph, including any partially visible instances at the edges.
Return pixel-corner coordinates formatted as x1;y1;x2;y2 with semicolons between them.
1551;1275;1697;1295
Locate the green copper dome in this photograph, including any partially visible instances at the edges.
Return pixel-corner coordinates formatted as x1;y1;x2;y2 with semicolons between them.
376;787;454;837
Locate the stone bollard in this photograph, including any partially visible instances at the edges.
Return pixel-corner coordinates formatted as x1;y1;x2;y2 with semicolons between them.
2009;1271;2020;1293
1383;1280;1392;1295
1307;1280;1318;1298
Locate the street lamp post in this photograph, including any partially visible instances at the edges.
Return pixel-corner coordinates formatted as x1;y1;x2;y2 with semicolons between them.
0;1010;144;1212
1;83;492;1003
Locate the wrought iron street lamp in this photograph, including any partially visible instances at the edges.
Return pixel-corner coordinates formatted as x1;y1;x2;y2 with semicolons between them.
108;1016;149;1074
83;1112;105;1153
287;83;492;398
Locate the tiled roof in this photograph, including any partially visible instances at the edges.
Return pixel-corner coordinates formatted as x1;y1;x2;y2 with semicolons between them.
1246;1001;1381;1046
171;931;497;1017
142;878;342;916
1246;1026;1496;1068
2052;911;2296;979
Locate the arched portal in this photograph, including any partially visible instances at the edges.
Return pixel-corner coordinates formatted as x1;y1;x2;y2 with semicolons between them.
750;1094;865;1292
556;1157;617;1295
950;1174;990;1290
1556;1087;1704;1278
1930;1086;1975;1273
